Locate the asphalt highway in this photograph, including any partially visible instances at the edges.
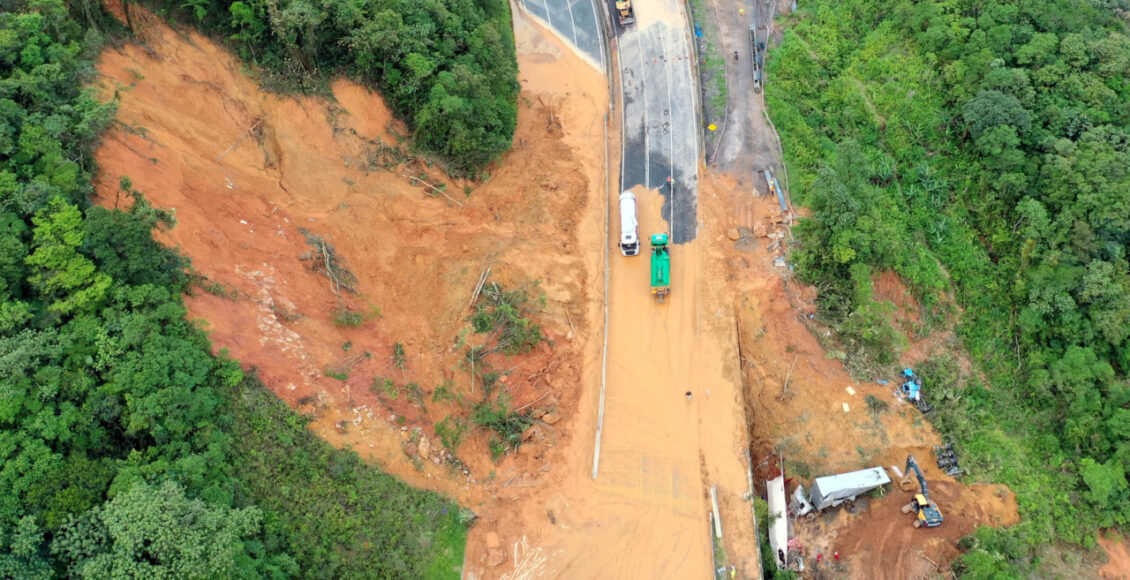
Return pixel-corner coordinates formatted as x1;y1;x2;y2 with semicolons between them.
521;0;699;244
521;0;606;69
616;13;699;243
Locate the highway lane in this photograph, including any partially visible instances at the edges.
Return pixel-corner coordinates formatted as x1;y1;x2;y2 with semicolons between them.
520;0;606;69
523;0;699;243
616;5;699;243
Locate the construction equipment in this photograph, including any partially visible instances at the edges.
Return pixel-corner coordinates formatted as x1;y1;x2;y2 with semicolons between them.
899;455;943;528
650;233;670;301
615;0;635;27
900;368;933;413
934;443;964;477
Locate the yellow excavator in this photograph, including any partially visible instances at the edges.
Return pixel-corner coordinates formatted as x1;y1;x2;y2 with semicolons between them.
616;0;636;27
900;455;944;528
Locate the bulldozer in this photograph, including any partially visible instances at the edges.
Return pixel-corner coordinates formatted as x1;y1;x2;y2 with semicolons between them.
616;0;636;27
899;455;943;528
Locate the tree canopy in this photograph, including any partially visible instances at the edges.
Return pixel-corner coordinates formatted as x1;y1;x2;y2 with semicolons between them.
0;2;466;577
768;0;1130;573
150;0;520;175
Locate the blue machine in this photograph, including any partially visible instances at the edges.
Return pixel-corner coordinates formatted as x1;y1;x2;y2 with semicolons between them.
900;369;933;413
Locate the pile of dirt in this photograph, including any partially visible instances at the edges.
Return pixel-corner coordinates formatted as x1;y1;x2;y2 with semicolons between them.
873;270;922;330
91;3;603;505
826;459;1018;579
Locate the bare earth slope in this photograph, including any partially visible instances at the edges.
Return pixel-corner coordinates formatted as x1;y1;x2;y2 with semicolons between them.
93;4;604;519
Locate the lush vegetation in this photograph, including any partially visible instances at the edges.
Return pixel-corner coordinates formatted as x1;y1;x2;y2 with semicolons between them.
1;2;464;577
138;0;519;175
686;0;729;156
767;0;1130;575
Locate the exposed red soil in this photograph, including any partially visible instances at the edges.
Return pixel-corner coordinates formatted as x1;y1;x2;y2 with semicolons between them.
714;172;1020;577
1101;533;1130;580
830;454;1018;579
873;269;921;330
92;4;598;511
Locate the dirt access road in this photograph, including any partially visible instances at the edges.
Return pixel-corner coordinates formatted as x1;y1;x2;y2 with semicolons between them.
707;0;787;192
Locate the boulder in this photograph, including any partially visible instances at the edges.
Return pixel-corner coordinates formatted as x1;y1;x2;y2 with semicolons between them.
542;411;562;425
417;436;431;461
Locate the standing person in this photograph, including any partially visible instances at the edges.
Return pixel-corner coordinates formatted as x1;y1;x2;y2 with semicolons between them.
685;391;692;402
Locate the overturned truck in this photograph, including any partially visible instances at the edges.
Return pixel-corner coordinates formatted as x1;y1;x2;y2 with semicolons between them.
791;466;891;518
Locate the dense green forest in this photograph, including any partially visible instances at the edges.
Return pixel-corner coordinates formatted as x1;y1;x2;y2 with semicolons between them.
767;0;1130;575
138;0;519;175
1;2;465;577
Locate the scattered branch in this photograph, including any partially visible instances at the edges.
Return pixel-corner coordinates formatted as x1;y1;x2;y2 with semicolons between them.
401;173;465;207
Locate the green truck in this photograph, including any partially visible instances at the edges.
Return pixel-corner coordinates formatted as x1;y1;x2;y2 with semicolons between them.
650;233;670;300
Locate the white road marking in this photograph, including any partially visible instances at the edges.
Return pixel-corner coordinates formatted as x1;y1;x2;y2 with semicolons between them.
661;26;676;236
542;0;555;33
677;21;700;165
588;0;606;70
565;0;580;50
616;34;628;193
634;30;650;188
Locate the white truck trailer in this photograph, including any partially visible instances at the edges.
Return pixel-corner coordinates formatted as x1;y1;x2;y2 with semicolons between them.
619;191;639;256
792;466;891;517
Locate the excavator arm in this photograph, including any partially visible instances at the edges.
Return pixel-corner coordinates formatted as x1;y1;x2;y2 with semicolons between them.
900;455;944;528
905;455;929;501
